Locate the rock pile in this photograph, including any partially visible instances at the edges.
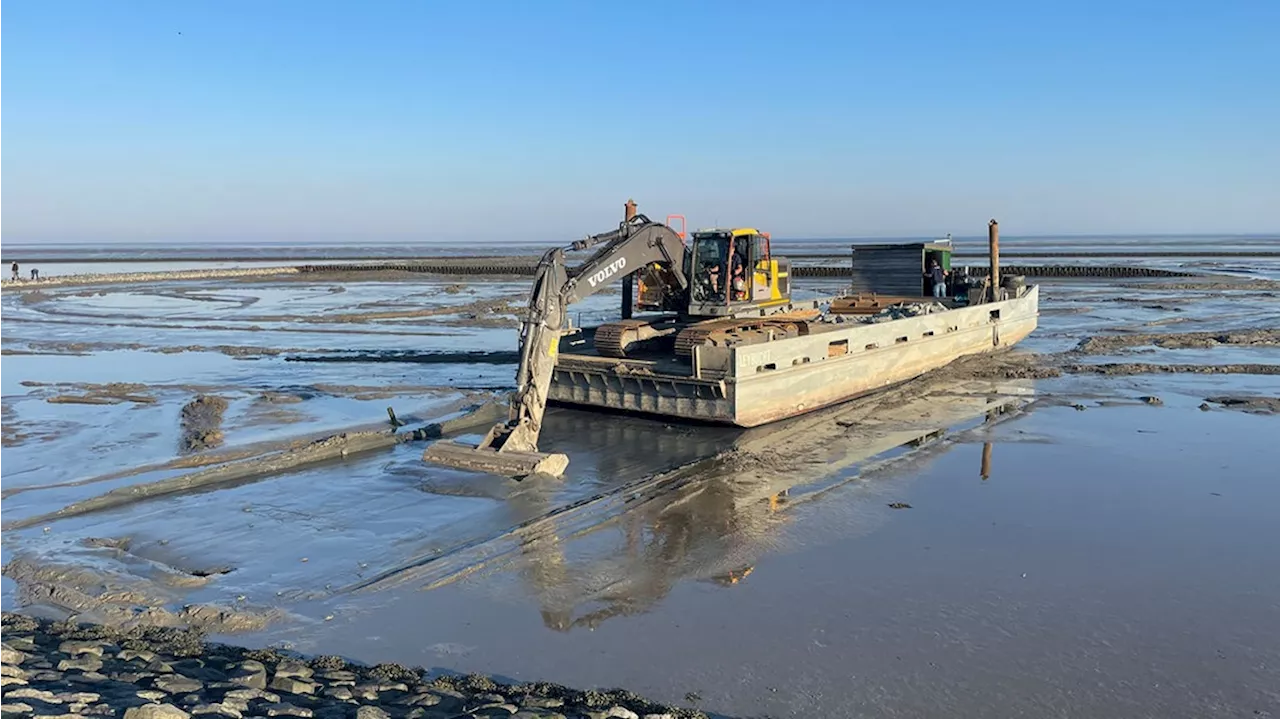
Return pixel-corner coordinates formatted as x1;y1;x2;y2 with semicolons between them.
820;301;951;325
1;613;704;719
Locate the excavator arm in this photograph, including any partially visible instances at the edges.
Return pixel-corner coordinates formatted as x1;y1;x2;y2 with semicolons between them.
423;214;687;479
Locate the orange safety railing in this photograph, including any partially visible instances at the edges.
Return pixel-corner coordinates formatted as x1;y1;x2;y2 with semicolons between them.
665;214;687;241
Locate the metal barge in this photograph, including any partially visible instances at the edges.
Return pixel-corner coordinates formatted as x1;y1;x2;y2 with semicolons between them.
546;222;1039;427
424;210;1039;479
549;286;1038;426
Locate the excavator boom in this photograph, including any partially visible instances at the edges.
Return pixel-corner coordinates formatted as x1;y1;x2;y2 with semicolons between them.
423;214;687;479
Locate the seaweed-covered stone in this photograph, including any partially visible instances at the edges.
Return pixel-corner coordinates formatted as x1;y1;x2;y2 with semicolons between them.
392;693;440;707
65;670;110;684
367;664;418;683
264;702;313;718
59;640;112;657
123;704;191;719
308;655;346;672
354;706;389;719
322;686;353;702
274;660;314;680
119;650;158;664
57;655;104;672
227;662;267;691
55;692;101;705
4;688;60;704
1;644;28;665
269;676;317;695
582;709;638;719
155;675;205;694
222;688;279;704
520;698;564;709
190;703;244;719
3;636;37;653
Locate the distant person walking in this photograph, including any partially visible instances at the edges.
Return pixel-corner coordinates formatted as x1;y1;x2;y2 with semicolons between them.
10;261;19;281
926;259;948;299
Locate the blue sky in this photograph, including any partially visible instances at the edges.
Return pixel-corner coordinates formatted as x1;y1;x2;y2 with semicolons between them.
3;0;1278;242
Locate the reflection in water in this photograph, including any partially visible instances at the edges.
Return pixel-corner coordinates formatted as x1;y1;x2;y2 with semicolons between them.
511;470;789;632
505;382;1029;633
981;442;993;480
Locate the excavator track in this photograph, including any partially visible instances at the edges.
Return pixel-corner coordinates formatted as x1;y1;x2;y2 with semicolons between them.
593;316;681;358
673;311;821;357
594;319;654;358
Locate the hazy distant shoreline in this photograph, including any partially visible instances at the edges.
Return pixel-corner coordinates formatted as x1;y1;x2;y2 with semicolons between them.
4;250;1280;264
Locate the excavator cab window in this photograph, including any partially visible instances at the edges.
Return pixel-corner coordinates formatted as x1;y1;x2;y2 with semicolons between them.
753;235;770;264
692;232;731;302
750;234;772;299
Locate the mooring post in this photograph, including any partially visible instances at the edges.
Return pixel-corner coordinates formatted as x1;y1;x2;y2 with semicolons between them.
988;219;1001;301
621;199;636;319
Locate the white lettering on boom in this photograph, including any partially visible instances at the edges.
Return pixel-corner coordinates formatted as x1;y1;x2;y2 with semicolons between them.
587;257;627;288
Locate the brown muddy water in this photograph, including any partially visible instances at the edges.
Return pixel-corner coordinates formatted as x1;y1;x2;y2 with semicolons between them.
2;268;1279;718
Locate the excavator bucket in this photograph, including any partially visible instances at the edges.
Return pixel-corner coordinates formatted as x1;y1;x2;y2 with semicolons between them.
422;421;569;480
422;440;569;479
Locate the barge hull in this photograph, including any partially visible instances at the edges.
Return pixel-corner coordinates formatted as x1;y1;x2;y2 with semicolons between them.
547;286;1039;427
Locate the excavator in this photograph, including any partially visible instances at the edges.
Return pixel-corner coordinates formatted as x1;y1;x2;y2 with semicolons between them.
422;210;814;480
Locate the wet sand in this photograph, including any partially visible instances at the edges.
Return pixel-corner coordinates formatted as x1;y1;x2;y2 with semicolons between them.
3;260;1279;717
252;390;1279;718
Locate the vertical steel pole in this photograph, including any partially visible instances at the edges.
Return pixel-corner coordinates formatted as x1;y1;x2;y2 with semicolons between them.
988;219;1001;301
621;199;636;318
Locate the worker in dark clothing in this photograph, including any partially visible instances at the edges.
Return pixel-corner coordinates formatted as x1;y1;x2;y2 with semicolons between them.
705;261;722;297
728;246;750;301
730;259;747;300
10;262;19;281
926;259;948;298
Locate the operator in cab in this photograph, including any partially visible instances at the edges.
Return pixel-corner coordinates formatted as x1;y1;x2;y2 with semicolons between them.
729;245;749;301
705;261;722;297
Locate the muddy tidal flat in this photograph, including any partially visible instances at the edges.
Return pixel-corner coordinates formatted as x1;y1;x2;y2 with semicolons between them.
3;246;1280;719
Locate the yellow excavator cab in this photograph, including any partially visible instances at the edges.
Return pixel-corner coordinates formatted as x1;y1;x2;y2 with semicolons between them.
689;228;791;312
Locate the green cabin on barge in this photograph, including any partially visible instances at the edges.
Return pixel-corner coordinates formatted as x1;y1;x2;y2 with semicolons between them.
849;241;954;297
